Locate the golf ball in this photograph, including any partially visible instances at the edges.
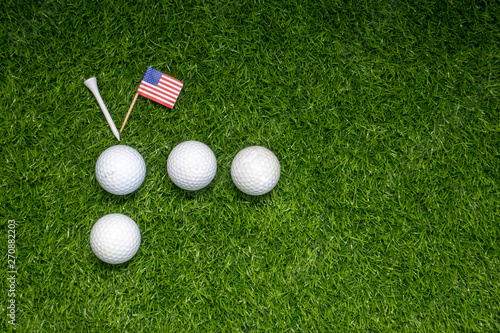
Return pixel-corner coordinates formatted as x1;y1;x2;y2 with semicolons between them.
90;213;141;264
231;146;280;196
95;145;146;195
167;140;217;191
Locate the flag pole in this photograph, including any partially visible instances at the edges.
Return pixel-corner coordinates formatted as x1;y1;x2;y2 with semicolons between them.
120;92;139;133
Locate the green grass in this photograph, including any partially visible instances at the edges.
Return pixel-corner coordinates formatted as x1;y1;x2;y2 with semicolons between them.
1;0;500;331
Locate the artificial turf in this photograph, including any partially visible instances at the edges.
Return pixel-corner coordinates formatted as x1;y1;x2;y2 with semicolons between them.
1;0;500;331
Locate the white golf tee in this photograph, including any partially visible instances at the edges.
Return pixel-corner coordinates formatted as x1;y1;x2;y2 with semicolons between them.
84;77;121;141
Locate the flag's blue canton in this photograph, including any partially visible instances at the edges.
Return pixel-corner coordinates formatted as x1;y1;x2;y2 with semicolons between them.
142;67;162;86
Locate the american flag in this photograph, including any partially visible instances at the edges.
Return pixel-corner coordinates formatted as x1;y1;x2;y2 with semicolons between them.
137;67;183;108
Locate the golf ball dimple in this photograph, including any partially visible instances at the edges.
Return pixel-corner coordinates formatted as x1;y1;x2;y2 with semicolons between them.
95;145;146;195
167;140;217;191
90;213;141;264
231;146;281;196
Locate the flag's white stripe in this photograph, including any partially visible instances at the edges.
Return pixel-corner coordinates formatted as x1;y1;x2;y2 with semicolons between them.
139;82;179;102
138;87;175;106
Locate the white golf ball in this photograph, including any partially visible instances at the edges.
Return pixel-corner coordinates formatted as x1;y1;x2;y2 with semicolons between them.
95;145;146;195
231;146;280;196
167;140;217;191
90;213;141;264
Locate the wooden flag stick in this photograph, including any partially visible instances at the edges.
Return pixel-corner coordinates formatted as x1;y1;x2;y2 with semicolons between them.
120;93;139;133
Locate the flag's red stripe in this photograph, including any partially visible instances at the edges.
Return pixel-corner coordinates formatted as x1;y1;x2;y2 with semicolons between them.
137;91;174;108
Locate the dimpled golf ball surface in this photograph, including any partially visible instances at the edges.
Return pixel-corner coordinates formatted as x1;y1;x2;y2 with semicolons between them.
95;145;146;195
90;213;141;264
167;141;217;191
231;146;280;195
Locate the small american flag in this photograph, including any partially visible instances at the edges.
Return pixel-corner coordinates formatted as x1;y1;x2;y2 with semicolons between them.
137;67;183;108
